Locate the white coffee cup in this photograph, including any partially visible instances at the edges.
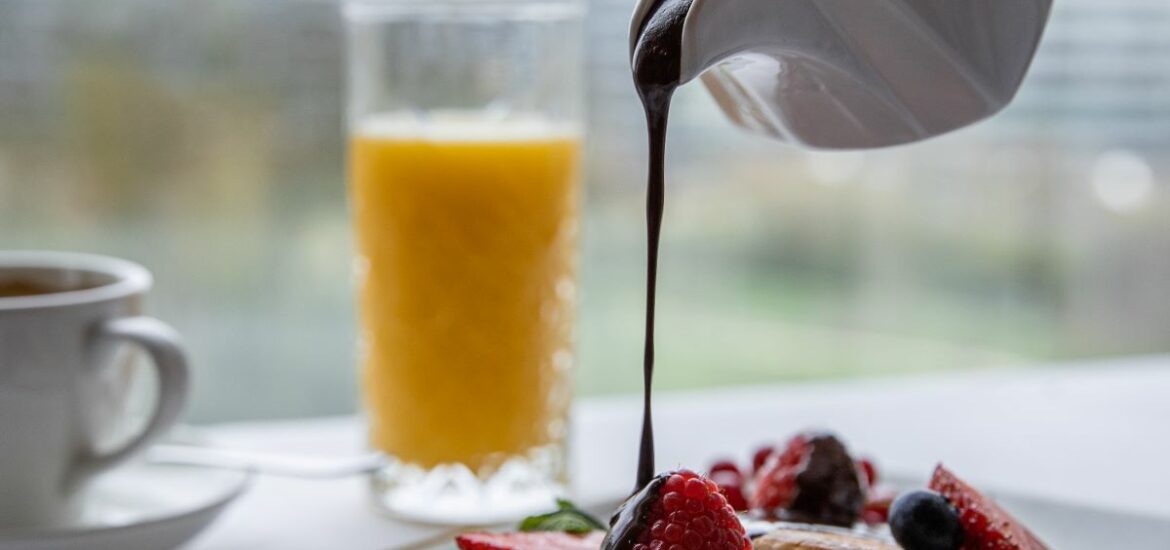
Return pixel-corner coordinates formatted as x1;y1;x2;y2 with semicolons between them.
0;251;189;529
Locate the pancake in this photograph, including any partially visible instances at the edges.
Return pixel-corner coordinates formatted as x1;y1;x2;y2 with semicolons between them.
752;526;898;550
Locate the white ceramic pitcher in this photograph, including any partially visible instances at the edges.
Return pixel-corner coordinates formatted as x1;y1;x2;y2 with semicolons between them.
631;0;1053;149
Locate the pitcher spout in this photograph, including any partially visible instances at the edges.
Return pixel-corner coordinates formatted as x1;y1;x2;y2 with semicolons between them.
632;0;1053;149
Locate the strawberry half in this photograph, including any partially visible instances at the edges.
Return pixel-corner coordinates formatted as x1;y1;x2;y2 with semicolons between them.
929;465;1049;550
750;434;809;512
750;431;865;527
456;531;605;550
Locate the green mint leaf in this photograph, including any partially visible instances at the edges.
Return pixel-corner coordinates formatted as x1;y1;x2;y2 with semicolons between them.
519;500;606;534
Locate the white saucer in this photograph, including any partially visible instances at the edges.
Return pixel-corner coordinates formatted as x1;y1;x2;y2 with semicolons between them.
0;462;251;550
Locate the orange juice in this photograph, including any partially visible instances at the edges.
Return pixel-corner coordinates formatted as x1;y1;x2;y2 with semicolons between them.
349;114;581;474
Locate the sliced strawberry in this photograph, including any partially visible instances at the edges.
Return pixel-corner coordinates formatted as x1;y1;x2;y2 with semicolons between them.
857;457;878;487
709;459;743;480
751;445;777;474
750;432;865;527
455;531;604;550
750;434;809;511
861;485;896;525
929;465;1049;550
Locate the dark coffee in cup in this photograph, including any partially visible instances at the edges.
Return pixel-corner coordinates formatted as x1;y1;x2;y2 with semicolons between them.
0;279;100;298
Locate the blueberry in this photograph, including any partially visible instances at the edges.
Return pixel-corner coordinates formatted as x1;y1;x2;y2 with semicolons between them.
888;490;963;550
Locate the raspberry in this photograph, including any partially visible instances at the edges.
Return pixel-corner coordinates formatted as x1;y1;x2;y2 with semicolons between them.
718;482;749;512
603;469;751;550
708;459;748;511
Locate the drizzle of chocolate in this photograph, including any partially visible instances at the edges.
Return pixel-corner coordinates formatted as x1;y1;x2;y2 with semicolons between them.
600;474;667;550
630;0;692;494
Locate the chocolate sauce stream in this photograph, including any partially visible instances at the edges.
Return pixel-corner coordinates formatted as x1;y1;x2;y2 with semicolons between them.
601;2;698;547
601;474;667;549
635;97;669;491
631;0;691;493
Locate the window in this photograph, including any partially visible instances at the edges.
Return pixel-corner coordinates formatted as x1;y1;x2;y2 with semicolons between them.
1;0;1167;422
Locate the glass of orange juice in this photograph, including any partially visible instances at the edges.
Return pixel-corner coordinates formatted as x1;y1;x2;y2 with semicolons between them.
343;0;584;524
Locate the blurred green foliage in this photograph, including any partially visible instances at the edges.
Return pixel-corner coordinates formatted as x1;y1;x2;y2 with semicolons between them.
0;0;1167;422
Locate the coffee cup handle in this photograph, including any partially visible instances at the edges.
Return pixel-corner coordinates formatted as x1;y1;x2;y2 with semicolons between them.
74;316;190;480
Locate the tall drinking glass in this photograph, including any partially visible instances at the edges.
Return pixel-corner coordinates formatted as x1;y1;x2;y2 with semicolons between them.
344;0;584;524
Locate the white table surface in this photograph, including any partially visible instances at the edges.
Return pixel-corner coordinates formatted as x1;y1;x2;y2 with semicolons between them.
185;355;1170;550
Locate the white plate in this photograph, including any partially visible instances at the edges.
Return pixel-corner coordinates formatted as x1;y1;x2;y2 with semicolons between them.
989;490;1170;548
0;462;251;550
880;474;1170;548
428;483;1170;549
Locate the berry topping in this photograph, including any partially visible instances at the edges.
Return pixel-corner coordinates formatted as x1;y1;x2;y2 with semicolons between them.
750;435;806;513
861;485;897;526
601;469;751;550
751;445;777;474
709;460;742;479
888;490;964;550
456;531;605;550
929;465;1049;550
750;432;866;527
857;458;878;487
712;472;748;512
707;460;747;511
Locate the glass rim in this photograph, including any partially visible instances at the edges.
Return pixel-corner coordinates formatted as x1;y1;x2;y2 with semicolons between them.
343;0;585;22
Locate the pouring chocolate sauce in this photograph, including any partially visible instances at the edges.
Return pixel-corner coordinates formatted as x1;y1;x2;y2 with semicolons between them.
630;0;692;493
611;1;1052;547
